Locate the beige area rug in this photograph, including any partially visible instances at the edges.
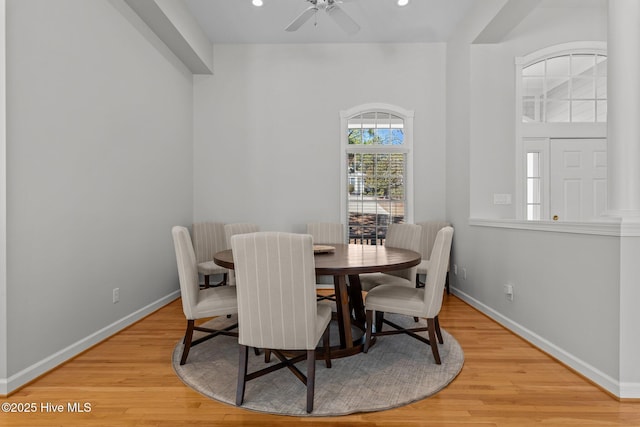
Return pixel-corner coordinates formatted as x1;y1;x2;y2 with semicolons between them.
172;313;464;416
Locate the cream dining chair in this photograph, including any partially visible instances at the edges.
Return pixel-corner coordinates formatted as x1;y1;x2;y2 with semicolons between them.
358;223;422;292
224;223;260;243
363;226;454;364
307;222;345;302
231;232;332;414
416;220;452;294
171;226;238;365
306;222;345;245
192;222;228;288
224;223;259;286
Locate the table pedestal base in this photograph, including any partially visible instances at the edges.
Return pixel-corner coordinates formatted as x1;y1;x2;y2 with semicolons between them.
316;317;376;360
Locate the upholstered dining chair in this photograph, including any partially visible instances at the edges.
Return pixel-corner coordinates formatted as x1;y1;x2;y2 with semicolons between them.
192;222;228;288
231;232;332;414
224;223;260;243
224;223;259;286
306;222;345;245
363;226;454;364
307;222;345;302
358;223;422;292
171;226;239;365
416;221;452;294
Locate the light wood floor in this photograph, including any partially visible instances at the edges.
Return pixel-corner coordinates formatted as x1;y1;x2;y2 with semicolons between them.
3;294;640;426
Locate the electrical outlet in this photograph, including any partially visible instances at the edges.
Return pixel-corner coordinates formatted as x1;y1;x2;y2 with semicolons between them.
113;288;120;304
462;268;467;280
453;264;458;275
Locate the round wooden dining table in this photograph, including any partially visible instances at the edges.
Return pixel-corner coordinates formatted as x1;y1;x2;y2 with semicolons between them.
213;243;421;359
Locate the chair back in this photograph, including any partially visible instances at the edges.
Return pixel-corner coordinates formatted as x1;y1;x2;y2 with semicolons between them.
384;223;422;281
171;226;200;319
306;222;345;245
192;222;227;263
224;223;260;247
231;232;319;350
422;226;454;317
416;221;451;261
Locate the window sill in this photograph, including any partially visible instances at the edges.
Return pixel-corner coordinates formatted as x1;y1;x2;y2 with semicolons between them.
468;217;640;237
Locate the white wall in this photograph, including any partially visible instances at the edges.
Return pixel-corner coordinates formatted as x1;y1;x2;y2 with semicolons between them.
3;0;193;392
619;234;640;395
193;43;447;231
449;0;624;394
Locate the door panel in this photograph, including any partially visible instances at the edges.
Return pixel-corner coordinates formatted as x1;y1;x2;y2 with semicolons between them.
550;138;607;221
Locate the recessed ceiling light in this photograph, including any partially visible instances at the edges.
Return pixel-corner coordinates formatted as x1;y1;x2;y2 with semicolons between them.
397;0;409;6
252;0;263;6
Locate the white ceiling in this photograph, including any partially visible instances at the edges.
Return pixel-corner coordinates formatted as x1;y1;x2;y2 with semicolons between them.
183;0;478;44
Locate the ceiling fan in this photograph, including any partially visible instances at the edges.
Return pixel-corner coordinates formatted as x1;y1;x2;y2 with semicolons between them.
285;0;360;35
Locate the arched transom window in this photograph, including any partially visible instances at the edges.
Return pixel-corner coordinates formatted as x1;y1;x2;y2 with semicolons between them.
522;52;607;123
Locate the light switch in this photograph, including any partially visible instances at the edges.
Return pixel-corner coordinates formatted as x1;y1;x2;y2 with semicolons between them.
493;193;512;205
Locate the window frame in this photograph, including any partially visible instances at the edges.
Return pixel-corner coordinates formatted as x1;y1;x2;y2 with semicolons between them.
523;138;550;220
515;42;607;220
340;103;414;235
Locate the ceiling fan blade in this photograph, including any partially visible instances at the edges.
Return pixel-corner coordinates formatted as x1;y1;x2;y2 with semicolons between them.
285;6;318;32
326;3;360;35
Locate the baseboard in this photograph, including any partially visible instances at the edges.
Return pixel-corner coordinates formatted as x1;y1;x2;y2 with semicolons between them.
0;290;180;396
451;287;630;399
620;382;640;400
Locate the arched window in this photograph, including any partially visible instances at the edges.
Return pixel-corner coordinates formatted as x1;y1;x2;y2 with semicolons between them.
340;104;414;243
522;52;607;123
515;42;607;221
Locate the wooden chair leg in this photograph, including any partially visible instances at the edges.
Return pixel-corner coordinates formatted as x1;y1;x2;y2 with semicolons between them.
364;309;373;353
203;275;210;289
445;272;450;294
264;349;271;363
427;318;441;364
306;349;316;413
434;315;443;344
323;326;331;368
180;320;195;365
375;310;384;333
236;345;249;406
414;275;421;323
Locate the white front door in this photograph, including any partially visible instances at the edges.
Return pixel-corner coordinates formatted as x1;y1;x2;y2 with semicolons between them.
550;138;607;221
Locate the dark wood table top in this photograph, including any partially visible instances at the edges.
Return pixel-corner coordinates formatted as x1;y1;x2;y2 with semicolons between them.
213;243;421;274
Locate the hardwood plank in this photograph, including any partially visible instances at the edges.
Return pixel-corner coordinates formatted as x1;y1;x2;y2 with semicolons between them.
2;294;639;426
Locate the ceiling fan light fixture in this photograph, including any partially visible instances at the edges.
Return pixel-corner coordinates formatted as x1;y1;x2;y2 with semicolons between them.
252;0;263;7
397;0;409;6
285;0;359;34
